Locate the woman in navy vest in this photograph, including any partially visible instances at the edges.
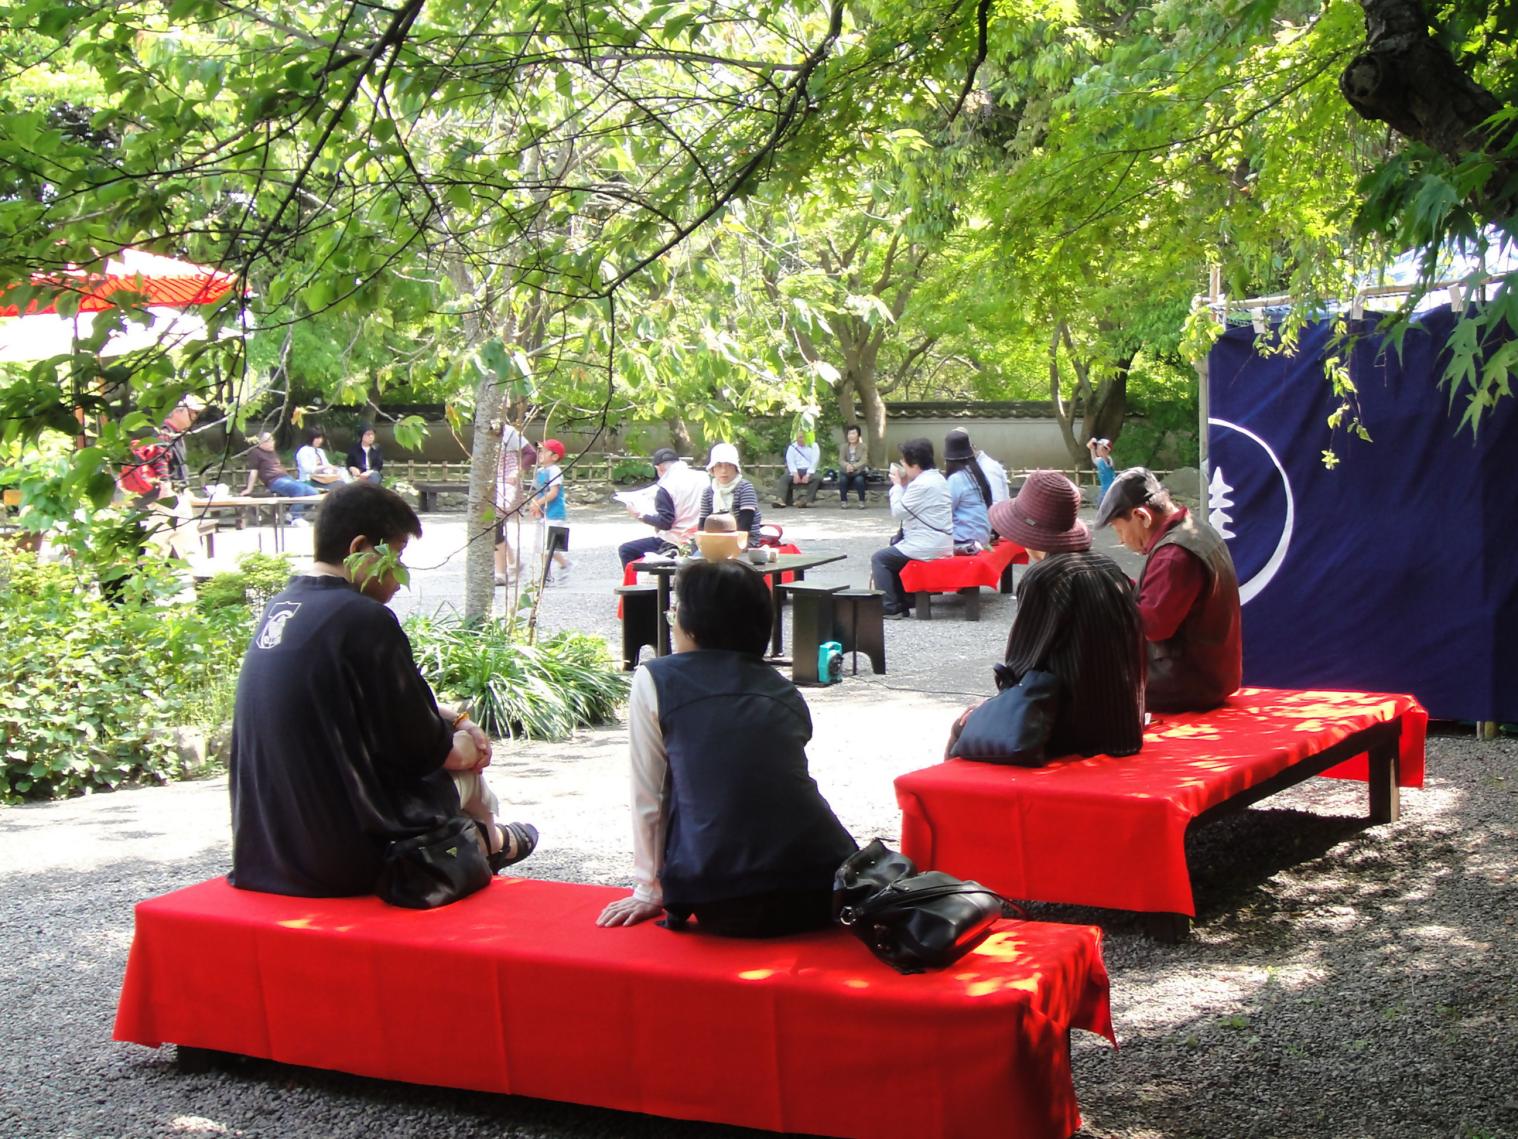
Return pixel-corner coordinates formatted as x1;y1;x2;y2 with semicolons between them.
596;560;857;937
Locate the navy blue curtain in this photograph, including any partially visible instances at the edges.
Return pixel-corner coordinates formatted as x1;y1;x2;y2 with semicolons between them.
1207;306;1518;722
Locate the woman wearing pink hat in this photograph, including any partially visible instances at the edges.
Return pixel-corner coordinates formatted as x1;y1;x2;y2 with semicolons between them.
961;470;1146;760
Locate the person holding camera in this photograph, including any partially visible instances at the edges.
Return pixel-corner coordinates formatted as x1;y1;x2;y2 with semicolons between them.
772;429;820;509
869;437;953;618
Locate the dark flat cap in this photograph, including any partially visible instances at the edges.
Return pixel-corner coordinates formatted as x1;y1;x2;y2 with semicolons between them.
650;447;680;465
1095;466;1166;527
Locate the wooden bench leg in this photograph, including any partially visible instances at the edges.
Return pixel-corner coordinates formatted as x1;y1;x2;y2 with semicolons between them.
1000;561;1017;594
913;591;932;619
1143;912;1192;942
958;587;980;620
1369;741;1400;823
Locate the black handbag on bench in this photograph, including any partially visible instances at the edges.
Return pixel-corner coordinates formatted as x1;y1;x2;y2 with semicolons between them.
832;839;1026;974
376;815;493;910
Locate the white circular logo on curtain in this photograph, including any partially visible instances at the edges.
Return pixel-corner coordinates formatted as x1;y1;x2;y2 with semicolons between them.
1207;417;1294;604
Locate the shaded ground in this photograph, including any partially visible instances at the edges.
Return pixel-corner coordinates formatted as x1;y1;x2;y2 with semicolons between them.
2;499;1515;1138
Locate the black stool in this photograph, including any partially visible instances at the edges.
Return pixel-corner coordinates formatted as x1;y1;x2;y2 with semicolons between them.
775;581;846;686
832;588;886;675
614;583;659;671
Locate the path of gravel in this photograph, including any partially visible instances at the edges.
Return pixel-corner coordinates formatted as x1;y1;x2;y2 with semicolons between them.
2;500;1515;1138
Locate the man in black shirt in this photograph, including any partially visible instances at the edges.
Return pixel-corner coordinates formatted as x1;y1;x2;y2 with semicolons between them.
229;482;538;899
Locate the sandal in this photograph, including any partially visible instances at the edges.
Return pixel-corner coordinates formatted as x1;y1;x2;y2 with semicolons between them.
487;821;539;872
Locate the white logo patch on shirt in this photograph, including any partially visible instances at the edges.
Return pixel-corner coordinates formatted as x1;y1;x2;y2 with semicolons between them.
256;601;302;649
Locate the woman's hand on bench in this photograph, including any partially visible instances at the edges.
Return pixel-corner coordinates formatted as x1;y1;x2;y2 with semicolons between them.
596;895;665;927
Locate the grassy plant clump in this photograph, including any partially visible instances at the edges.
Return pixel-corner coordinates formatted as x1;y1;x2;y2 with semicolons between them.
0;547;252;803
408;615;628;741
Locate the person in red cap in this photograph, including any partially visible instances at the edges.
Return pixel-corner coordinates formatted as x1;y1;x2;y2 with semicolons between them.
529;438;572;584
946;470;1145;762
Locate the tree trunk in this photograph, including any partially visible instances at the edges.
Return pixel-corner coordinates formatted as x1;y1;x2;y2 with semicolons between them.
666;416;694;457
1342;0;1507;169
463;380;505;623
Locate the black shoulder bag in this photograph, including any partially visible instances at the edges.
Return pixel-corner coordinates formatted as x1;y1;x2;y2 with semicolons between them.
832;839;1025;974
376;815;493;910
951;668;1061;766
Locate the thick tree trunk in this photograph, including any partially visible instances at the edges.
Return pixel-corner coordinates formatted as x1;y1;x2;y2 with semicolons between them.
463;382;505;623
666;417;694;457
1343;0;1514;204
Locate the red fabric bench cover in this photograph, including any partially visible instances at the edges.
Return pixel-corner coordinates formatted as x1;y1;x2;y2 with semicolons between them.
899;540;1027;593
115;876;1115;1139
896;688;1427;917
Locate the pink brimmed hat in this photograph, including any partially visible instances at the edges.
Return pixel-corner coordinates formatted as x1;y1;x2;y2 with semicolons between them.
988;470;1090;553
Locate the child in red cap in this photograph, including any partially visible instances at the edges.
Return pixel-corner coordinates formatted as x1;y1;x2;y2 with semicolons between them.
530;438;571;584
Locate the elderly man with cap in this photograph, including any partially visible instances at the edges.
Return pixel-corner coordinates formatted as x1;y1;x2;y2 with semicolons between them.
950;470;1145;759
617;447;709;567
1096;467;1242;713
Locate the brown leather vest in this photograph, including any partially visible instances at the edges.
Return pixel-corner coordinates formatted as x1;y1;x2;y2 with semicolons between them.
1139;512;1243;712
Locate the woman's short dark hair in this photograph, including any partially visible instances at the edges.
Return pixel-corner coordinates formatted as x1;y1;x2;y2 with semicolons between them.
898;437;935;470
314;482;422;564
673;560;772;656
305;425;326;445
845;424;862;439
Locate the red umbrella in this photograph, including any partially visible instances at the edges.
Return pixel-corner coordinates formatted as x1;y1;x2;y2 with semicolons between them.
0;250;241;363
0;249;237;317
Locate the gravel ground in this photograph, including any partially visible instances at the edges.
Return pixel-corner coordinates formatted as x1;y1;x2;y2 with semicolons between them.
2;499;1516;1138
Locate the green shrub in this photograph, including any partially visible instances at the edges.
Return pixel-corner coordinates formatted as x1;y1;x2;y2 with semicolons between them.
610;457;656;485
408;616;628;741
0;548;248;802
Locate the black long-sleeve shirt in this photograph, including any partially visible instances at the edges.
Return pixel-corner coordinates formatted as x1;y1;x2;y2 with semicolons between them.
229;575;455;897
1002;550;1146;758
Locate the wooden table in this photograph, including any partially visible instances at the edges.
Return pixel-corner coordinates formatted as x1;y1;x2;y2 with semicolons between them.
632;552;847;658
186;495;323;552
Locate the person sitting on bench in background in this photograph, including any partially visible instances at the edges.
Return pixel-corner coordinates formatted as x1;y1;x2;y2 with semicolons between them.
946;470;1145;761
698;442;764;548
345;424;384;485
1097;466;1242;713
243;432;323;523
229;481;538;903
617;447;708;567
870;436;953;618
596;559;857;936
772;428;820;509
943;429;993;554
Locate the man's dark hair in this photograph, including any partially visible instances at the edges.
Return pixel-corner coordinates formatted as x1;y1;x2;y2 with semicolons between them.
314;482;422;564
305;425;326;445
673;560;772;656
899;437;935;470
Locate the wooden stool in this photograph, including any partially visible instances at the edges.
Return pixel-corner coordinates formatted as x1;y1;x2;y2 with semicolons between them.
775;581;846;686
832;588;886;675
613;583;659;671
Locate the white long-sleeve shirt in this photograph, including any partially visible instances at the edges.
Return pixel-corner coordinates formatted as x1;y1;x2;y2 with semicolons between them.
784;441;820;476
626;666;670;905
889;468;954;560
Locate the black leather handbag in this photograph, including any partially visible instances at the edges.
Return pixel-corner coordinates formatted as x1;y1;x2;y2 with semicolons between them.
832;839;1025;974
376;815;493;909
952;668;1061;765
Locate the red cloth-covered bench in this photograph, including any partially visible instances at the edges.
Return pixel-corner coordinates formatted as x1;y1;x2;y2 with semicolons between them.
115;876;1115;1139
898;540;1028;620
896;688;1428;939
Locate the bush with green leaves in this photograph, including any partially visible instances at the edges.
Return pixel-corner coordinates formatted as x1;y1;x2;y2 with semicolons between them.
408;615;628;741
0;547;249;803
